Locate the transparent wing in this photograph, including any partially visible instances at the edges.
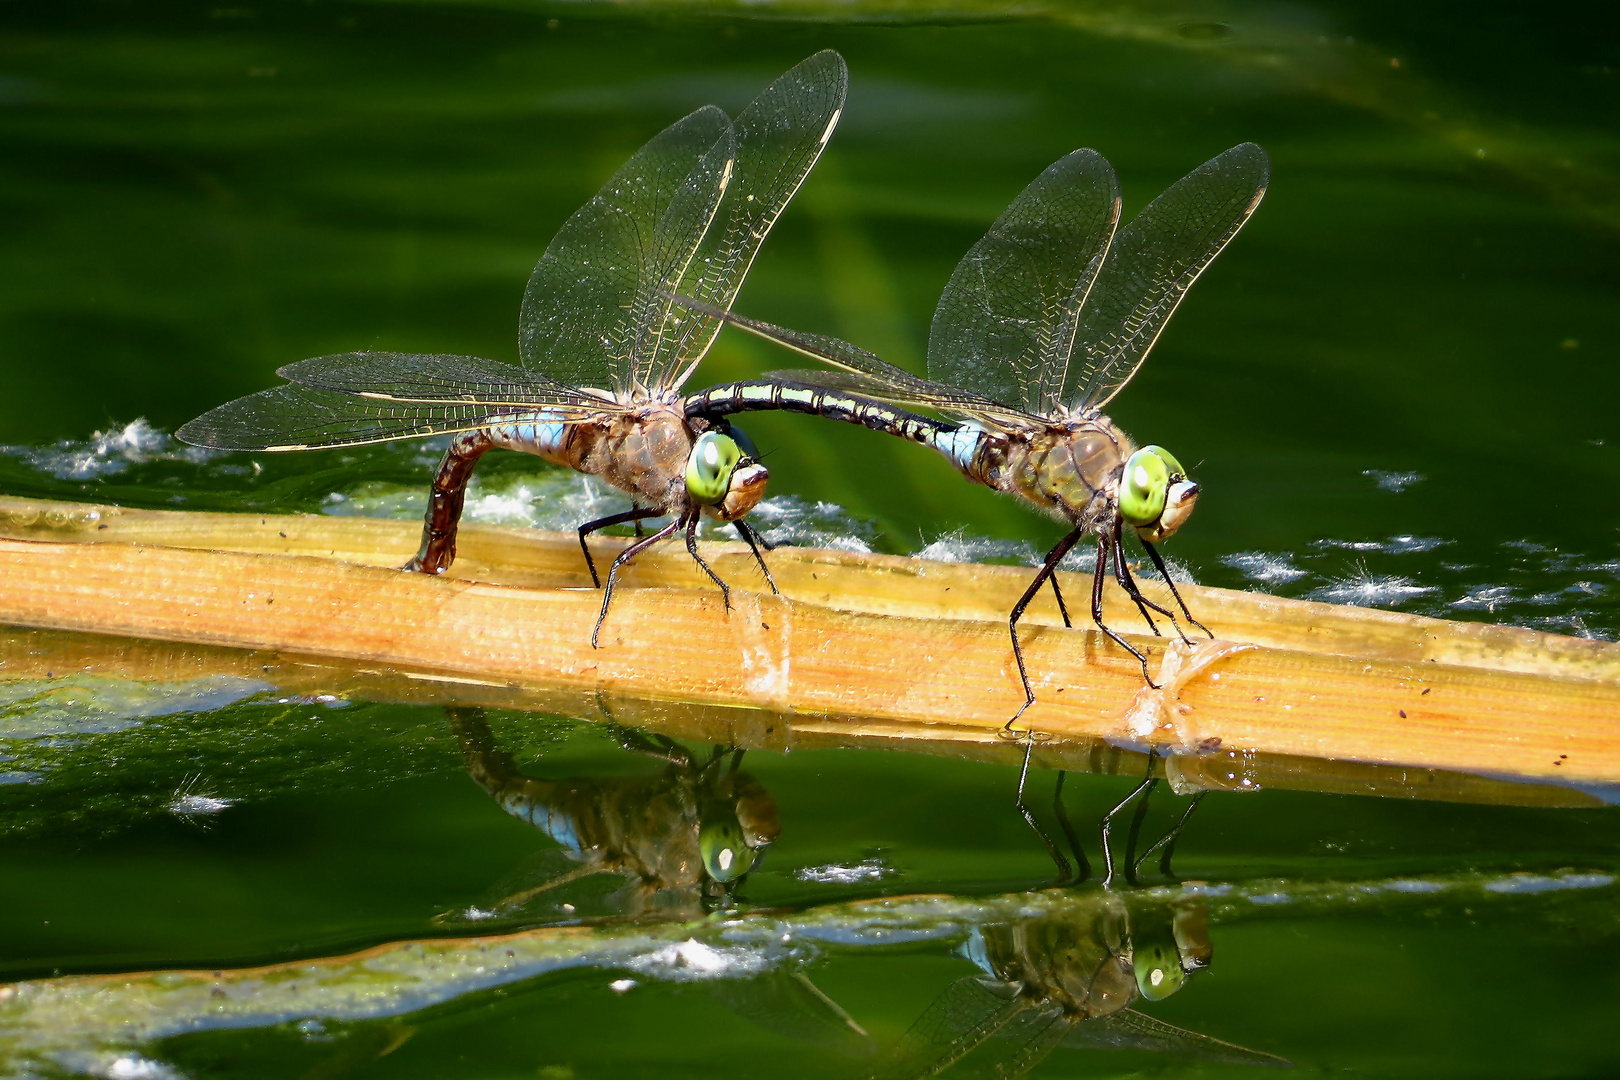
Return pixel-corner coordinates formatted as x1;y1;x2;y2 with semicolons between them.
175;383;547;451
948;1001;1070;1080
928;148;1121;417
1069;142;1270;412
518;105;736;397
677;294;1043;430
1065;1008;1293;1068
711;970;875;1058
661;50;849;391
868;976;1025;1080
276;352;613;409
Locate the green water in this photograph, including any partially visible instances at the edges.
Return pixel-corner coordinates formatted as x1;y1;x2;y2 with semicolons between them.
2;2;1619;1077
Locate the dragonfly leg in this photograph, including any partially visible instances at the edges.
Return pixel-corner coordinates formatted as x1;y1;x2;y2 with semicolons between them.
1140;539;1214;639
1112;532;1191;642
578;508;663;589
1121;771;1161;887
592;518;683;648
732;519;780;595
1053;770;1090;884
1132;790;1207;880
1016;738;1072;882
1101;753;1158;889
684;513;732;613
1091;534;1159;688
405;431;493;574
1048;575;1073;628
1006;528;1086;732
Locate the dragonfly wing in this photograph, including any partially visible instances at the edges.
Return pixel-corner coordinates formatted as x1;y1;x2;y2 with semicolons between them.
1064;1008;1293;1068
518;105;736;397
868;976;1025;1080
928;148;1121;417
175;383;540;451
679;296;1042;429
276;352;612;410
711;969;875;1058
659;50;849;391
948;1002;1070;1080
1068;142;1270;412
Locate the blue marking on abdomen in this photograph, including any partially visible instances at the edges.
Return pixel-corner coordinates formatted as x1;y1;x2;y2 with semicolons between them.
933;424;984;474
490;410;569;455
499;792;585;852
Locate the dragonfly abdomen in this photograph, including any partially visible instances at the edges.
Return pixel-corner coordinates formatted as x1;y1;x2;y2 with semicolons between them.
483;412;573;463
685;380;948;445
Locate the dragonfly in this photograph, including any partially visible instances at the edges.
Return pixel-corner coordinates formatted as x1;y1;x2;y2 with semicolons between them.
682;143;1270;718
440;706;873;1058
439;707;779;920
869;892;1290;1079
178;51;848;646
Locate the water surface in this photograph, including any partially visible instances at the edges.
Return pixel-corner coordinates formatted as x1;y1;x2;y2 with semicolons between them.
1;1;1617;1076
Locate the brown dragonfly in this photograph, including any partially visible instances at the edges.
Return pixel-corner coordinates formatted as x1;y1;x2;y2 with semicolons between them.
179;52;848;645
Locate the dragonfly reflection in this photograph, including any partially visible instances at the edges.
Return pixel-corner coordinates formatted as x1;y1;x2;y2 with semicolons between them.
684;144;1269;716
872;890;1290;1079
439;707;874;1058
440;707;778;921
179;52;848;645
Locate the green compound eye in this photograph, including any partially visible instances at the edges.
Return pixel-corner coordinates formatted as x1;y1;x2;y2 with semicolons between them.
699;808;757;883
1142;444;1185;479
1133;940;1190;1001
1119;447;1172;527
686;431;742;505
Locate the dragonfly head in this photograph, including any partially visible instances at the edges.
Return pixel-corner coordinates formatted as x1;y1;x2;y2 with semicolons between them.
1131;898;1210;1001
686;428;769;522
698;785;778;885
1119;445;1199;543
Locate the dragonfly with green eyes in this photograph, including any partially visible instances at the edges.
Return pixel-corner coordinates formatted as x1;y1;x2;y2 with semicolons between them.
870;892;1289;1080
178;51;847;645
439;707;779;920
683;142;1269;719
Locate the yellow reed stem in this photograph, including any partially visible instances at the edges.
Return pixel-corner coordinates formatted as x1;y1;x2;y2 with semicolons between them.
0;496;1615;790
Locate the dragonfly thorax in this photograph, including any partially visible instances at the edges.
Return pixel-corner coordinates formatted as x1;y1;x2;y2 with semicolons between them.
1016;417;1132;532
981;908;1139;1021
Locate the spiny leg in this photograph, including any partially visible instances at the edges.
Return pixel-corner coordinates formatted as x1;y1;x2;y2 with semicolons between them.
1006;527;1086;731
1016;738;1072;882
1132;791;1207;880
406;431;494;574
1140;538;1214;639
1111;536;1165;637
578;507;663;588
1091;535;1158;688
684;514;732;612
592;517;683;648
1100;753;1159;889
1049;575;1073;628
1052;771;1090;884
732;519;780;595
1112;531;1194;644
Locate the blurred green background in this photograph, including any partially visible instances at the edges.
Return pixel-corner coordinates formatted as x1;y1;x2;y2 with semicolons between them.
1;2;1618;1077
